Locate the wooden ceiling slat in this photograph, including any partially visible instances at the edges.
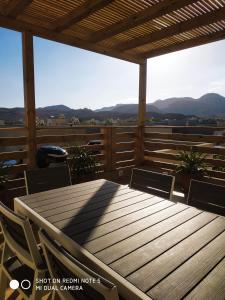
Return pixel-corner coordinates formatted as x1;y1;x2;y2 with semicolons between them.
88;0;197;43
0;14;143;64
3;0;33;17
0;0;224;63
141;27;225;58
117;6;225;51
51;0;114;32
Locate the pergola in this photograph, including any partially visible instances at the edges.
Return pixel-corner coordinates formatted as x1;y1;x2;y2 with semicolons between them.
0;0;225;167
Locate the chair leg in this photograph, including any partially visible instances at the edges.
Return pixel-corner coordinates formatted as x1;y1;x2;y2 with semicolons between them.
0;269;8;300
31;270;48;300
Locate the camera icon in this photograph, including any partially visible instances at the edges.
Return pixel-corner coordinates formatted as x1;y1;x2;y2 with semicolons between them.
10;279;31;290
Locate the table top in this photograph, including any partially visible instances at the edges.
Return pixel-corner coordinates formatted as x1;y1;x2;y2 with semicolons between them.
14;179;225;300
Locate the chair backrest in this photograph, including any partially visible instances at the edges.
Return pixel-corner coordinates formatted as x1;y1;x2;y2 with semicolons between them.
0;202;43;268
25;164;71;194
39;230;119;300
130;168;174;199
187;179;225;216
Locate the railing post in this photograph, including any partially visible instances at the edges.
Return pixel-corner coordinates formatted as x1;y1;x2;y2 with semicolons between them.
22;31;36;168
136;125;144;166
102;127;113;172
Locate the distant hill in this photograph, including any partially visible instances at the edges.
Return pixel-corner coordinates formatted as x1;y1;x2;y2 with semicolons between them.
96;103;160;114
1;93;224;123
0;104;184;123
152;93;225;116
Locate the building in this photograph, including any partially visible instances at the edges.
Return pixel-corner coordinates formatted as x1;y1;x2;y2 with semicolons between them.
46;114;67;127
70;117;80;126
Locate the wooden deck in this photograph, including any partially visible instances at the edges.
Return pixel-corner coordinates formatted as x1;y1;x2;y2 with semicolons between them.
14;179;225;300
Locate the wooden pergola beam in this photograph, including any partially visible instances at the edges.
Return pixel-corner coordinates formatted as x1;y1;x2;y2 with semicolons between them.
142;29;225;59
89;0;196;43
22;31;36;168
138;61;147;126
118;6;225;51
0;14;143;64
136;60;147;165
52;0;114;33
3;0;32;18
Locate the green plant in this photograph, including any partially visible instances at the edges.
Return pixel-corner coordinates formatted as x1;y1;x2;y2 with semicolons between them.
69;146;97;179
0;161;9;191
176;150;208;176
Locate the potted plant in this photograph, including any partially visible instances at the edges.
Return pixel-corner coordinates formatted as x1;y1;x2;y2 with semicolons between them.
69;146;97;184
176;150;208;196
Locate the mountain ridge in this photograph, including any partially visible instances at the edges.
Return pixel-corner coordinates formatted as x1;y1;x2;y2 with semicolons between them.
1;93;225;122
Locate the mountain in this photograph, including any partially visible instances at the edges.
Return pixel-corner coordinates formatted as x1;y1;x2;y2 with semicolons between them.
1;93;225;123
152;93;225;116
95;103;160;114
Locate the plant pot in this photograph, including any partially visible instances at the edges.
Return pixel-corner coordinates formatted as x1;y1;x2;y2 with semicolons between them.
176;173;204;199
72;173;96;184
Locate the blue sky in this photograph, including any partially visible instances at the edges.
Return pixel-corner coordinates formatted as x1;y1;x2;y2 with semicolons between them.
0;27;225;109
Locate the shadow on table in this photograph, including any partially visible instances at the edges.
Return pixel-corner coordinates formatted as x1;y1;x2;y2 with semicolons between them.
61;181;121;245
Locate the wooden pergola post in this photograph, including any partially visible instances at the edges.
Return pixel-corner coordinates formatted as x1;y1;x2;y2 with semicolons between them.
22;31;36;168
136;60;147;165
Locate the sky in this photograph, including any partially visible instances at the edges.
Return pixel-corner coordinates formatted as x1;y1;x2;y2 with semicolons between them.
0;27;225;110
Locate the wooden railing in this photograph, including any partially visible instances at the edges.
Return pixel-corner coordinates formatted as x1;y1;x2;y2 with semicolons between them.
144;126;225;184
0;126;139;201
2;125;225;201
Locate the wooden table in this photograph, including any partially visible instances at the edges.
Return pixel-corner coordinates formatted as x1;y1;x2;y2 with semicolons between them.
14;179;225;300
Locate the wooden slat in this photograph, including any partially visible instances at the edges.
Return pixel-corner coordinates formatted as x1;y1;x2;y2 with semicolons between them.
0;150;27;160
118;6;225;51
143;28;225;59
6;178;25;189
113;141;135;152
144;140;225;156
148;231;225;300
52;0;114;32
64;194;160;236
127;216;225;292
72;200;172;243
145;132;225;143
7;163;28;174
0;15;143;64
0;136;27;146
35;186;133;215
114;132;136;143
86;204;192;256
145;150;225;168
94;207;201;265
2;0;32;17
22;179;116;203
37;133;103;144
47;190;153;224
89;0;196;42
113;159;136;168
113;212;218;278
53;192;156;230
185;258;225;299
0;127;27;132
114;151;135;162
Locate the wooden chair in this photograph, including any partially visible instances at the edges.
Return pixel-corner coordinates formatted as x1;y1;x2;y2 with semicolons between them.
130;168;175;200
24;164;72;194
0;202;49;300
39;229;120;300
187;179;225;216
